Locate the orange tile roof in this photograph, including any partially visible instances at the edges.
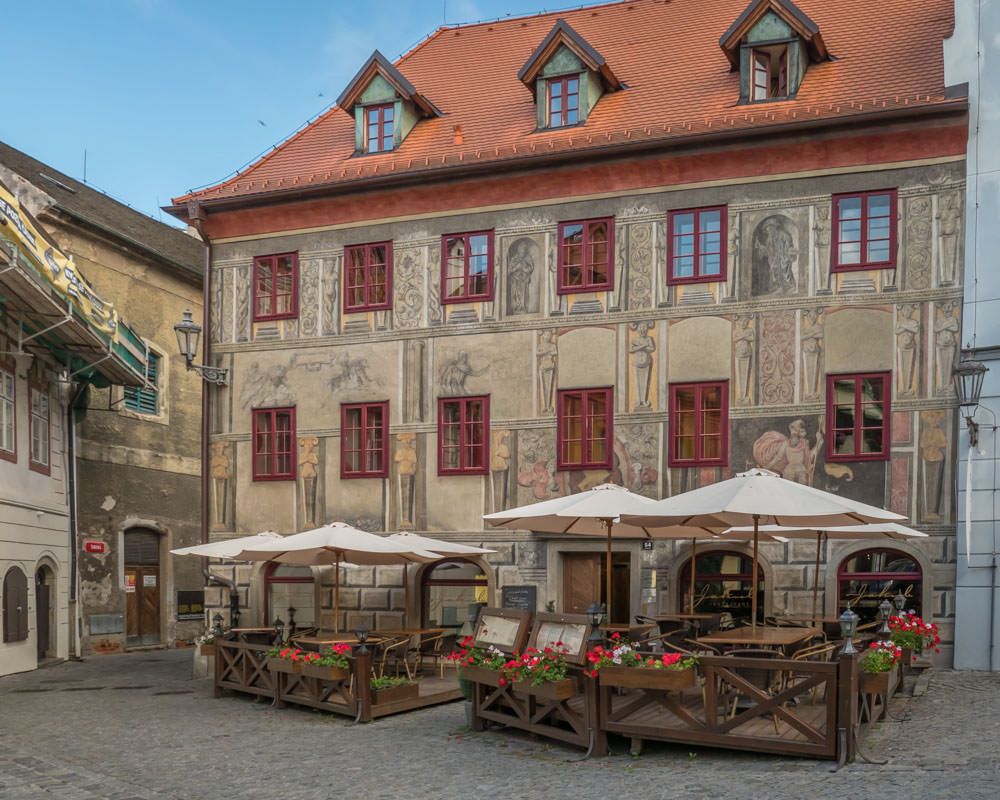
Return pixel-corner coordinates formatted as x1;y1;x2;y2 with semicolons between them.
173;0;961;208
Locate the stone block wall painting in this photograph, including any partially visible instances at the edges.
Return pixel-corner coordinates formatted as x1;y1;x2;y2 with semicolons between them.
758;310;796;406
936;189;962;287
210;440;233;531
895;303;923;398
933;301;960;397
627;321;657;411
393;432;419;531
299;258;319;338
536;330;558;415
298;436;322;530
489;430;515;513
733;314;755;406
438;351;485;396
919;409;951;524
516;427;557;504
800;308;824;402
626;222;654;311
733;415;888;509
321;255;340;336
903;194;933;291
235;265;251;343
615;424;662;498
750;214;801;298
394;248;425;330
505;236;541;316
812;203;833;294
402;339;428;423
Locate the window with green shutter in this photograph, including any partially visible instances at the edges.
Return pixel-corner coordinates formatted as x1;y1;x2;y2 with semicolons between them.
125;352;160;415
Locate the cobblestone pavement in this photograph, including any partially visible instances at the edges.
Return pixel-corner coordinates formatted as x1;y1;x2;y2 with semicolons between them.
1;651;998;800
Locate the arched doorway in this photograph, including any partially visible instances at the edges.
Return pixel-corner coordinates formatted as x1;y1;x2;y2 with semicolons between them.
263;564;315;629
679;550;765;623
421;559;488;635
124;528;161;646
35;564;56;660
2;566;28;643
838;548;923;623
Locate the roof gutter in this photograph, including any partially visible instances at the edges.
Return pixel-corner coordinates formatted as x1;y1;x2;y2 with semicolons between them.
166;100;968;221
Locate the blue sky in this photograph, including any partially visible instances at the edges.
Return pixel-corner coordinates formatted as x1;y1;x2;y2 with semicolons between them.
5;0;583;226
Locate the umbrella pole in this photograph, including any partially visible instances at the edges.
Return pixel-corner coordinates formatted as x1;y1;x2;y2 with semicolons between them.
812;532;822;622
334;553;340;634
751;514;760;632
605;518;613;625
689;537;697;614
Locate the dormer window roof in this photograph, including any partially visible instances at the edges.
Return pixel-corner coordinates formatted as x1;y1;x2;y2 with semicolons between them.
720;0;829;104
518;19;623;131
336;50;441;154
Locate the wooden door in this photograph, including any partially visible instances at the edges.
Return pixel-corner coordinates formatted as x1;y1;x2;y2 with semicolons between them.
125;565;161;645
562;553;601;614
35;570;50;659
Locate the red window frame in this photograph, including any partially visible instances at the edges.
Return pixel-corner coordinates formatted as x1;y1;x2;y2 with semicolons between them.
437;395;489;476
0;363;15;464
365;103;395;153
826;372;891;462
344;242;392;313
441;231;494;303
556;387;613;470
28;384;49;476
557;217;614;294
252;406;296;481
340;401;389;478
831;190;897;272
668;381;729;467
547;76;580;128
253;252;299;322
667;206;728;285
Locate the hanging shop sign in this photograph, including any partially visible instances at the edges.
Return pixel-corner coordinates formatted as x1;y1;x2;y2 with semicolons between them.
83;539;107;554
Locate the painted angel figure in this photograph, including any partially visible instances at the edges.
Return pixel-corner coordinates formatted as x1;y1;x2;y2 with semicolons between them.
752;419;824;485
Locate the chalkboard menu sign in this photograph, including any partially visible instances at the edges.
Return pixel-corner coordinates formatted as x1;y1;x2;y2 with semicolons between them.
176;590;205;621
501;585;537;613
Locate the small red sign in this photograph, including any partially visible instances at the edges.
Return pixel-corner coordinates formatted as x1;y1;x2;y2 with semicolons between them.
83;539;107;554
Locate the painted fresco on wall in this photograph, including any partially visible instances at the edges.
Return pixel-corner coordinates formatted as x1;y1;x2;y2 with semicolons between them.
750;214;801;297
627;321;657;411
732;415;887;509
490;429;515;512
895;303;923;398
240;352;381;410
933;301;960;397
918;409;952;523
516;427;557;504
298;436;322;529
505;236;541;316
394;432;418;530
438;351;486;395
210;441;232;530
537;330;558;414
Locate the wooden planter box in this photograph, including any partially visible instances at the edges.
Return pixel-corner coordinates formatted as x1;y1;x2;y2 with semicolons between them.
300;663;350;681
371;682;419;705
199;644;216;657
860;666;898;695
599;665;697;691
267;657;302;675
512;678;577;701
459;665;504;688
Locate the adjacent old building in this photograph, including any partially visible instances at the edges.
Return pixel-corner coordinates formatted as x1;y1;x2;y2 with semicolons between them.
0;142;205;659
170;0;967;661
0;178;151;675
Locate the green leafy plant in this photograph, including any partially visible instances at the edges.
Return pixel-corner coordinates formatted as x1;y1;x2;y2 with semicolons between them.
370;675;415;690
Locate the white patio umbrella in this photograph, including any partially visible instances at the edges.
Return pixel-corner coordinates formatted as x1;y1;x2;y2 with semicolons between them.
386;532;496;556
483;483;696;620
170;531;283;559
233;522;442;631
621;469;907;629
719;522;928;621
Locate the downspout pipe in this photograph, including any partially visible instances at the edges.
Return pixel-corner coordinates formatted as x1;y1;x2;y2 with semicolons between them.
189;207;239;625
67;380;88;660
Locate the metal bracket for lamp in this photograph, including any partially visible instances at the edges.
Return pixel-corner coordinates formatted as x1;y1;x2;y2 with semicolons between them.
183;357;229;386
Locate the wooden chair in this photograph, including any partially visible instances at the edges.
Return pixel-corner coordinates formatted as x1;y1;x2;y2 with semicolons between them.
684;638;722;656
720;648;785;733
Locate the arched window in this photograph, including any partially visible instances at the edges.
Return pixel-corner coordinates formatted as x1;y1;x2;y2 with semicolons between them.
838;549;922;623
421;559;488;634
679;550;764;622
264;564;315;628
3;566;29;643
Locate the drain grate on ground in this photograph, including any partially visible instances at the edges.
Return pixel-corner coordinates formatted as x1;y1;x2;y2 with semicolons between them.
11;688;53;693
153;689;194;695
110;685;154;691
62;686;104;692
40;678;84;684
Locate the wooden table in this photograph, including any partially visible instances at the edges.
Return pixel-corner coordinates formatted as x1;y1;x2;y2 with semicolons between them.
696;626;821;652
653;613;720;634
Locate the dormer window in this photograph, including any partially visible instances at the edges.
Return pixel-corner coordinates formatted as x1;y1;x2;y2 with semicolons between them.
751;45;788;101
365;103;395;153
337;50;440;155
548;76;580;128
720;0;829;105
519;19;623;132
